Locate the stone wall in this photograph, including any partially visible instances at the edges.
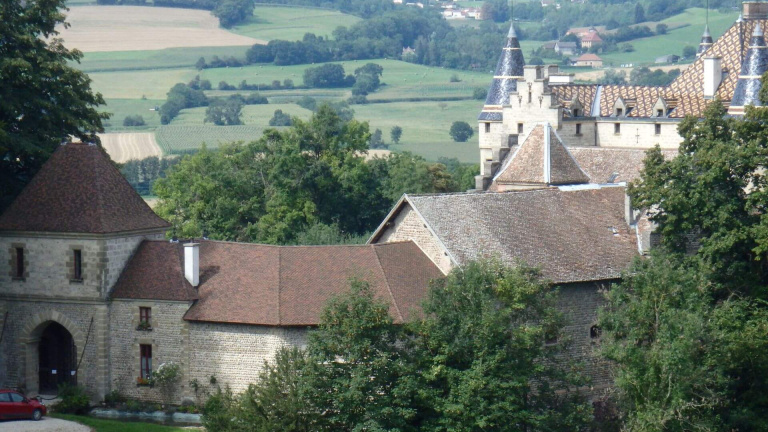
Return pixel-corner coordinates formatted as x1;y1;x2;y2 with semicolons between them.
559;120;597;147
187;322;307;395
595;120;682;149
108;300;191;404
374;205;452;274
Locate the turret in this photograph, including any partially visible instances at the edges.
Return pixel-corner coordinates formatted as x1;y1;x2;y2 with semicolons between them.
478;23;526;122
697;25;714;57
729;23;768;114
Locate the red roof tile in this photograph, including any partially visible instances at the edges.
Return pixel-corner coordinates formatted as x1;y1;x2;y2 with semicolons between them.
0;143;170;234
111;241;198;302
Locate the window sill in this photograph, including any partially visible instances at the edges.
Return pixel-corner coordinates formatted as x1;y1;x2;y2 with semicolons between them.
136;383;153;388
136;326;153;332
12;277;26;282
70;279;83;284
574;133;583;137
614;133;621;136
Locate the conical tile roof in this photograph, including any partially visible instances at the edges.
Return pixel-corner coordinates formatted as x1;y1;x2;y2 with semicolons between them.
697;25;714;56
0;142;171;234
478;23;525;121
729;23;768;113
492;123;590;186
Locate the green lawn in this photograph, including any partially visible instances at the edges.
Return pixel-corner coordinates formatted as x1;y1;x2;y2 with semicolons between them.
73;46;250;73
52;414;189;432
102;98;164;132
228;6;361;41
170;103;313;125
600;8;739;65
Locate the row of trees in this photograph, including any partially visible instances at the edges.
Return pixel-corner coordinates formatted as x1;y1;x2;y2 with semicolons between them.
598;67;681;86
121;156;182;196
153;104;479;244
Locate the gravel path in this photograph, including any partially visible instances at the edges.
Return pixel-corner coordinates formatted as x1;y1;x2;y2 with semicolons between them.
1;417;91;431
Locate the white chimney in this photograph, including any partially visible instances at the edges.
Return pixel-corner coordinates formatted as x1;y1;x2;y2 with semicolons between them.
184;243;199;287
703;56;722;99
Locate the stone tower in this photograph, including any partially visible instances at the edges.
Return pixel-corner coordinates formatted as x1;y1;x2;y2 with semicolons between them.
729;23;768;114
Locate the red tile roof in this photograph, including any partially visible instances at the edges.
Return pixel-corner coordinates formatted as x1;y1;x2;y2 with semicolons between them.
581;32;603;43
0;143;170;234
112;240;444;326
575;53;603;61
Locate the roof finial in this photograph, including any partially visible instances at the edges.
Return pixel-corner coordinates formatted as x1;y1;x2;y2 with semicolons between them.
508;22;517;39
703;24;710;38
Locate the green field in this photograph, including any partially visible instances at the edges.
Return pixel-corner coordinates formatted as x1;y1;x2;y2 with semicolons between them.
228;6;361;41
156;124;266;153
170;103;313;125
102;98;164;132
74;46;250;73
600;8;739;65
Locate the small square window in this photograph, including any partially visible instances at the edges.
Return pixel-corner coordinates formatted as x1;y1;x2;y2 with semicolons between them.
614;123;621;134
655;124;661;135
575;123;582;135
15;247;24;278
484;122;491;133
616;108;623;117
517;123;524;134
73;250;82;280
140;344;152;380
657;109;664;117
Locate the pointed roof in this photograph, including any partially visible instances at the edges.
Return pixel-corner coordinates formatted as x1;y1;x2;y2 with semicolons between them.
0;142;170;234
478;22;525;122
492;123;590;186
697;25;714;56
729;23;768;113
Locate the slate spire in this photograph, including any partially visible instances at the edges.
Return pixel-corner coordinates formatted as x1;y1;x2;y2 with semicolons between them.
697;25;714;57
729;23;768;114
478;22;526;121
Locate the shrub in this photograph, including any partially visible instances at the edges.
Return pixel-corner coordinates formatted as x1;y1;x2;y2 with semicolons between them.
473;87;488;100
245;93;268;105
150;361;182;405
269;109;293;126
123;115;146;127
104;389;126;407
390;125;402;144
296;96;317;111
449;121;474;142
449;73;461;83
529;57;544;65
55;384;90;414
347;95;368;105
218;81;236;91
201;386;238;432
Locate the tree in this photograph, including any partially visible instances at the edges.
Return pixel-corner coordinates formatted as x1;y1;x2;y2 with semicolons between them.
1;0;108;211
369;128;386;149
195;57;207;70
682;45;697;58
600;69;628;85
473;87;488;100
213;0;255;28
390;126;403;144
656;23;668;35
205;96;243;126
372;152;458;201
303;64;354;88
414;260;592;431
123;115;146;127
268;109;293;126
449;121;474;142
634;3;646;24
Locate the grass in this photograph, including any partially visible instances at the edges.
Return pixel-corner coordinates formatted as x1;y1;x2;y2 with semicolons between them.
73;46;250;73
228;6;361;41
101;98;165;132
51;414;189;432
87;59;492;100
156;124;266;154
169;103;313;125
600;8;739;65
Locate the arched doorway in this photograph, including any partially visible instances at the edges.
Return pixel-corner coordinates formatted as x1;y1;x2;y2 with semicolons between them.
37;322;77;393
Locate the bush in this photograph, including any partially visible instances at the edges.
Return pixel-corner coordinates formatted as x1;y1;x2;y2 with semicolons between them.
55;384;90;414
296;96;317;111
473;87;488;100
245;93;268;105
218;81;236;91
201;386;238;432
449;121;474;142
149;361;182;405
656;23;668;35
269;109;293;126
104;389;126;408
123;115;146;127
449;73;461;83
529;57;544;65
347;95;368;105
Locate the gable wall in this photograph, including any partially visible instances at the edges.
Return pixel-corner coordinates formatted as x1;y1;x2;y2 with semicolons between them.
374;205;452;274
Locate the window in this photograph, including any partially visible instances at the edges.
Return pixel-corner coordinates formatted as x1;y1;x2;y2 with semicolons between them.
140;345;152;380
616;108;623;117
614;123;621;134
575;123;582;135
15;247;24;278
517;123;524;134
657;109;664;117
9;393;24;403
73;250;82;280
484;122;491;133
528;91;532;104
655;123;661;135
139;307;151;328
0;393;10;403
573;108;580;117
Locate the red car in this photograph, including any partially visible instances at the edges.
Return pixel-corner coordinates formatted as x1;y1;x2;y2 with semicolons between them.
0;389;47;421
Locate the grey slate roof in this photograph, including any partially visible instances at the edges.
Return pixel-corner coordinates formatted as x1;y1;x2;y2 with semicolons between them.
730;23;768;110
478;23;525;121
404;186;638;284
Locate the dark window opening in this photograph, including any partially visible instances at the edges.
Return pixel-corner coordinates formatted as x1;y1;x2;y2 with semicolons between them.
545;334;558;345
528;91;532;104
657;109;664;117
614;123;621;134
576;123;582;135
140;307;151;326
484;122;491;133
73;250;82;280
140;345;152;380
616;108;623;117
15;247;24;278
590;325;602;339
517;123;524;134
573;108;580;117
655;124;661;135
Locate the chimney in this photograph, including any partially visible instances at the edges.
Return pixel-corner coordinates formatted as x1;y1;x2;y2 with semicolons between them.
703;56;722;99
184;243;199;287
743;1;768;20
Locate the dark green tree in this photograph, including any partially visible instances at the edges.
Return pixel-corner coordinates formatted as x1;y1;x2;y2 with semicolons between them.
1;0;109;211
682;45;697;58
268;109;293;126
390;125;403;144
369;128;385;149
449;121;474;142
205;96;243;126
371;152;458;202
634;3;646;23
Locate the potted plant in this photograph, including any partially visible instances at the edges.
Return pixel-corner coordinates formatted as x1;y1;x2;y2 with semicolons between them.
136;321;152;331
136;377;150;386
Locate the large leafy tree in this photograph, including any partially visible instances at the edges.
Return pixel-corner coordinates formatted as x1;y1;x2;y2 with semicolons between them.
1;0;108;211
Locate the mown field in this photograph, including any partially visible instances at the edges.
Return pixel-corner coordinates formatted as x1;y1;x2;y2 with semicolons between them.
229;6;362;41
102;98;164;131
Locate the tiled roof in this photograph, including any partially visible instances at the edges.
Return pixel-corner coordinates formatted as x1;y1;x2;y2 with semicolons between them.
568;147;678;184
0;143;170;234
730;23;768;111
581;33;603;43
406;186;638;284
111;241;198;302
129;240;444;326
575;53;603;61
493;123;589;186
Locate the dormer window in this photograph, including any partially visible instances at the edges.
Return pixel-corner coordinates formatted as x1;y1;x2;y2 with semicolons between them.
573;108;580;117
616;108;623;117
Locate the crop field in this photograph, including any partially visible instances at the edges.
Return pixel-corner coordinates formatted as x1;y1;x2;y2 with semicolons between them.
99;132;163;163
57;6;262;52
74;46;251;73
229;6;361;41
600;8;739;65
102;98;164;132
155;125;268;154
170;103;313;125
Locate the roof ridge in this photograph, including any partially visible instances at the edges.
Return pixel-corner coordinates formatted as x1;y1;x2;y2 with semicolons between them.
373;246;404;323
